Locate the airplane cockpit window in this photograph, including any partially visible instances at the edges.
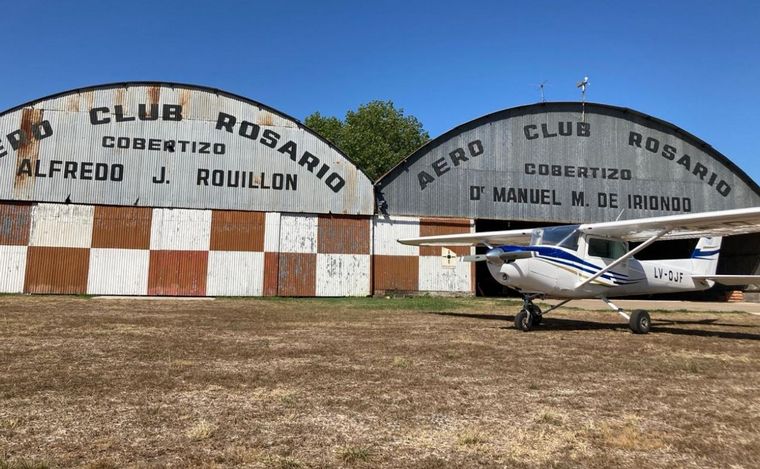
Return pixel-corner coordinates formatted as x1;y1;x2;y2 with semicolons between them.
588;237;628;259
534;225;580;250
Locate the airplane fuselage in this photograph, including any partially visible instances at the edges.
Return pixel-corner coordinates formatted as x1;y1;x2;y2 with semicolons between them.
488;246;714;299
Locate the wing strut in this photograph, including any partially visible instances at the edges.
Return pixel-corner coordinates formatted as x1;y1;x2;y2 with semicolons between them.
576;229;670;289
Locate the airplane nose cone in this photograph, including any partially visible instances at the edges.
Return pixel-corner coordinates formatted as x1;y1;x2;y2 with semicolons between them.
500;262;520;281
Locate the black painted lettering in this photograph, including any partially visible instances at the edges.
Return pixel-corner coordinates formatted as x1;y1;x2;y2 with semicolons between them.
692;162;708;180
6;130;26;150
64;161;77;179
432;157;450;176
16;159;32;176
111;164;124;181
278;141;298;161
523;125;538;140
197;168;209;185
325;173;345;193
115;105;135;122
677;154;691;170
215;112;236;132
662;144;676;160
628;131;642;148
541;123;557;138
212;170;224;186
163;104;182;121
577;122;590;137
239;121;260;140
90;107;111;125
418;171;435;190
32;121;53;140
299;151;320;172
261;129;280;148
138;104;159;121
80;162;93;180
717;181;731;196
645;137;659;153
468;140;484;156
449;148;468;166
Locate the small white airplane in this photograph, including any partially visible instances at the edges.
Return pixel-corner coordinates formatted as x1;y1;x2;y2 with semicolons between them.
399;207;760;334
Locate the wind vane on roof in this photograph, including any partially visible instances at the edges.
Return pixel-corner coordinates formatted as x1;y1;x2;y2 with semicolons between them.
576;76;590;121
533;80;549;103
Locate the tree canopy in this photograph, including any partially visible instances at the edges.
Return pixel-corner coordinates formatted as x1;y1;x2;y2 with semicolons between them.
305;100;429;181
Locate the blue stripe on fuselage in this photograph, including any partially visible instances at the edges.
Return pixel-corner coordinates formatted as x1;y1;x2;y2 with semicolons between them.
498;245;631;282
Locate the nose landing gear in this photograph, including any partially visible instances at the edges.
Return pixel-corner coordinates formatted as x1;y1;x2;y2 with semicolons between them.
514;296;543;332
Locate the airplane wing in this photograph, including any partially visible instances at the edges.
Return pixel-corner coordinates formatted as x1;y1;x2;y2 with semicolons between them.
692;275;760;286
398;228;533;247
579;207;760;241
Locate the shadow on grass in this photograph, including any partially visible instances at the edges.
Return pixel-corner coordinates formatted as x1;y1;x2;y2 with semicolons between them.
428;311;760;340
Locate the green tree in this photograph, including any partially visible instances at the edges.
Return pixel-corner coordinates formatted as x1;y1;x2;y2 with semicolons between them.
304;101;429;180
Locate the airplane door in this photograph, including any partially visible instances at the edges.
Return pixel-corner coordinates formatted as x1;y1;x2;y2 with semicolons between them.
584;237;630;286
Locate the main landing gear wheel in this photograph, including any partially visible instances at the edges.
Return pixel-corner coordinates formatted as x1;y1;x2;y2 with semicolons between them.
629;309;651;334
515;309;533;332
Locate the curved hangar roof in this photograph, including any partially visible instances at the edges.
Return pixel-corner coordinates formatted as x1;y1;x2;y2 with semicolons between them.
0;82;374;215
376;102;760;223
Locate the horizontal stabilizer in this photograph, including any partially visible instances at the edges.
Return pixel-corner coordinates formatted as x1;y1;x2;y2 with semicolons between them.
692;275;760;286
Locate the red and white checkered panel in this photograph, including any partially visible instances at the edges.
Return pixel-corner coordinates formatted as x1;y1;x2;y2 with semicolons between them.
372;215;474;294
0;201;373;297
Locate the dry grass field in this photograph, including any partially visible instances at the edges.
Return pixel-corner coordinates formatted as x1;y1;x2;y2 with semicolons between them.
1;295;760;468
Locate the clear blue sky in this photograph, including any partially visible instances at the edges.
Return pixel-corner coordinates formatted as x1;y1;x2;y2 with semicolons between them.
2;0;759;182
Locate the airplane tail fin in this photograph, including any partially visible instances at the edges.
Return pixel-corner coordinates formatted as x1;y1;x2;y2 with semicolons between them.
691;236;722;275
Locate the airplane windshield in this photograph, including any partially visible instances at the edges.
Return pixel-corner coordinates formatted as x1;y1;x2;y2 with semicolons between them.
531;225;580;250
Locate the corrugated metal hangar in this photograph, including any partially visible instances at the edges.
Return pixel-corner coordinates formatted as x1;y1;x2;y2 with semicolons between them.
1;84;759;297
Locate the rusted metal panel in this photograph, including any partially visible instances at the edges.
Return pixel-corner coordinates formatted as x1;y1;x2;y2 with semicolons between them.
0;83;374;215
0;202;32;245
263;252;279;296
210;210;265;252
372;255;419;292
13;109;44;198
91;206;152;249
24;246;90;294
317;215;371;255
419;217;472;256
376;102;760;222
147;250;208;296
0;246;27;292
206;251;264;296
87;248;150;295
315;254;371;296
277;252;316;296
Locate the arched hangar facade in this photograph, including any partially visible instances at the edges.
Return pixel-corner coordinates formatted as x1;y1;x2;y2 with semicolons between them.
2;91;758;298
373;102;760;296
0;82;380;296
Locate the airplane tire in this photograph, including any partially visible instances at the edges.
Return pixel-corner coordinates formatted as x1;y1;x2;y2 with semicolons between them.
515;309;533;332
629;309;651;334
529;305;543;325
